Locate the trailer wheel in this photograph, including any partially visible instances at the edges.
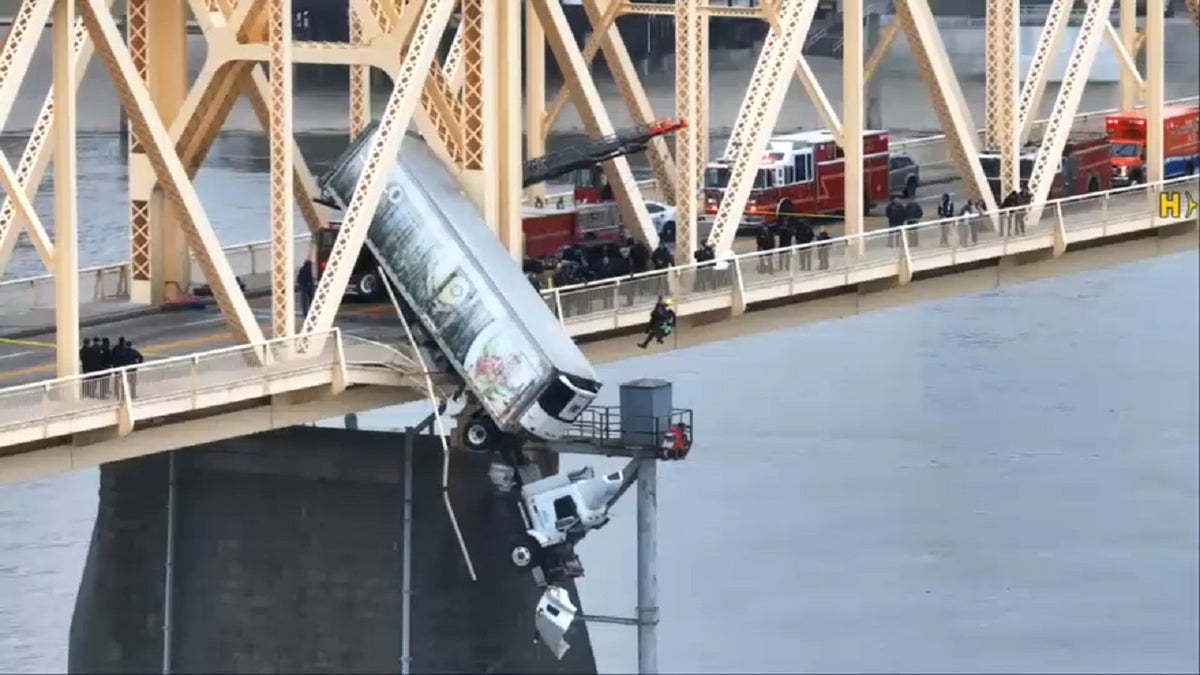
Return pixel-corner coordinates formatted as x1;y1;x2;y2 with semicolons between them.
1087;175;1100;193
904;176;918;199
463;417;501;451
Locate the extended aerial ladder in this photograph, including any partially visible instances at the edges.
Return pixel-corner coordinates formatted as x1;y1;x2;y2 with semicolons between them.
521;119;686;188
313;119;686;210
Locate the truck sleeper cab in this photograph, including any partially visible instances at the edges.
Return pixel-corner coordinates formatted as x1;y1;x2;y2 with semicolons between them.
317;127;602;446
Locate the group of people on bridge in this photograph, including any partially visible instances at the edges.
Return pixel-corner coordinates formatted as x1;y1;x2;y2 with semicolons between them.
78;337;144;399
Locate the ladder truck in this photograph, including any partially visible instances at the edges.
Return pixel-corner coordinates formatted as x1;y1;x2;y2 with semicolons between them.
313;119;686;301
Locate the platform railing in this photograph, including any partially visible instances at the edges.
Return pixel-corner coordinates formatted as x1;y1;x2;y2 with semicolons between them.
540;175;1199;327
5;99;1193;314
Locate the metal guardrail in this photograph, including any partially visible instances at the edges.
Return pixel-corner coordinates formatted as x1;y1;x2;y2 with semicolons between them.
0;99;1195;313
537;175;1200;334
0;330;422;444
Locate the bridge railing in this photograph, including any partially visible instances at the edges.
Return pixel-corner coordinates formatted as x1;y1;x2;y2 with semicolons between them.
539;175;1199;330
0;328;343;441
0;99;1194;314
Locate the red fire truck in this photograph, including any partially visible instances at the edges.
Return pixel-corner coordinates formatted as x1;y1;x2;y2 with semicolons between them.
700;128;892;228
314;120;685;300
1105;105;1200;187
977;134;1112;201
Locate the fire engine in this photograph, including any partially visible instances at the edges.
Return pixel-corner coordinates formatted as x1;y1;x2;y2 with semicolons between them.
701;128;892;229
313;120;685;301
977;134;1112;202
1105;105;1200;187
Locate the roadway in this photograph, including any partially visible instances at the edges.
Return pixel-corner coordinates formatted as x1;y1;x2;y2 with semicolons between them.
0;175;975;387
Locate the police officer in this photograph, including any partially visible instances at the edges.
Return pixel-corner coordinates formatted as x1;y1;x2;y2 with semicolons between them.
937;193;955;245
904;196;924;246
885;196;906;248
755;224;776;274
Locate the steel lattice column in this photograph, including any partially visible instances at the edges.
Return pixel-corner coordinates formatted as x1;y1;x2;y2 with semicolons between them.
1144;0;1165;186
1118;0;1140;111
675;0;702;262
350;5;370;136
985;0;1020;196
126;0;152;301
458;0;500;229
54;0;80;382
843;0;865;247
526;3;547;201
269;0;295;337
496;0;524;258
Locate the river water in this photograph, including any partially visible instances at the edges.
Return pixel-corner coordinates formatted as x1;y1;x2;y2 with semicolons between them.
2;248;1196;673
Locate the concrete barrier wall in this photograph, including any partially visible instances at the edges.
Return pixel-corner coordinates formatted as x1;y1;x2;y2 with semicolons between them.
68;427;597;674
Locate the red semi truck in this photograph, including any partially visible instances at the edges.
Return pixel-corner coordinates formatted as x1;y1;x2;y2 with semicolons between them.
1105;105;1200;187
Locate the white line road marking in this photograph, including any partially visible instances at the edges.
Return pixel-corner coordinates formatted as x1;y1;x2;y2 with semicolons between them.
0;350;34;362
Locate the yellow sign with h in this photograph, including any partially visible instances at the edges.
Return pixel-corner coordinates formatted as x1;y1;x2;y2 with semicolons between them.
1159;191;1198;220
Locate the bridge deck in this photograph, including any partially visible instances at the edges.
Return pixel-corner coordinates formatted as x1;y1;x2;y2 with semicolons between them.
0;175;1195;482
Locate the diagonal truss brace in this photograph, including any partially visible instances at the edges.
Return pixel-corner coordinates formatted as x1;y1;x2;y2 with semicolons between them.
1019;0;1075;143
301;0;458;340
177;0;327;244
0;0;66;269
0;0;121;277
531;0;659;248
79;0;264;344
706;0;821;255
1102;22;1144;92
580;0;680;203
1027;0;1116;226
892;0;997;212
761;0;843;141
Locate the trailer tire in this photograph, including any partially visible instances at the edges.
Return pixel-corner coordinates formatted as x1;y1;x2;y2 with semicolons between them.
904;176;918;199
661;221;676;242
1087;175;1100;193
463;417;501;451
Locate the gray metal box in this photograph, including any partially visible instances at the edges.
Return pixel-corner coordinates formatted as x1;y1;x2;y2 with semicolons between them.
619;379;674;447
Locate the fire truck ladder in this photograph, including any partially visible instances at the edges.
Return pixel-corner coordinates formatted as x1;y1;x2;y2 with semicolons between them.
521;119;686;188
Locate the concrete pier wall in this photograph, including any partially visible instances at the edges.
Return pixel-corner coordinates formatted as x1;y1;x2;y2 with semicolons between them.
68;427;597;674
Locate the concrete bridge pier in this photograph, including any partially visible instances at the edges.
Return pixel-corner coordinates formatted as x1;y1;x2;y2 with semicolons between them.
68;426;598;674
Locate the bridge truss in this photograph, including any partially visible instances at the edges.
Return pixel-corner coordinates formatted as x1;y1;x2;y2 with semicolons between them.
0;0;1184;386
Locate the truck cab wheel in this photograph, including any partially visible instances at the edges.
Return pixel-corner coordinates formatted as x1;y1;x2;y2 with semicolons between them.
463;417;501;451
904;177;918;199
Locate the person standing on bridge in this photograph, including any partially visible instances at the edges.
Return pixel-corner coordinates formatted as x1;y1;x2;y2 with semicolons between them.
1016;187;1032;236
937;193;955;246
297;259;316;320
121;341;144;399
885;196;906;248
816;226;833;270
796;219;815;271
904;196;924;247
775;220;794;271
756;224;776;274
1001;189;1020;235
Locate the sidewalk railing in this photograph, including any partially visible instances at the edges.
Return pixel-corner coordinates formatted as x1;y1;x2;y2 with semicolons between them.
537;175;1199;333
1;98;1195;314
0;330;423;445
